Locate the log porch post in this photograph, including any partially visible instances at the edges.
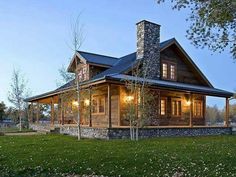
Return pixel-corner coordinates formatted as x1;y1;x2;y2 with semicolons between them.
89;87;92;127
108;84;112;128
61;97;64;125
36;102;40;124
224;97;229;127
30;102;34;123
189;94;193;127
51;97;55;126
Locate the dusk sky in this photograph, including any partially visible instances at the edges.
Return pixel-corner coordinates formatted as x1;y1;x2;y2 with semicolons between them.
0;0;235;108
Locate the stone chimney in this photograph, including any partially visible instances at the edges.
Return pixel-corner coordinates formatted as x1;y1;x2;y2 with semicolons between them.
136;20;161;79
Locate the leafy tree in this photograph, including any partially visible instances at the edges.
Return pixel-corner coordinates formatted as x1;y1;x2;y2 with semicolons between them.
5;107;18;123
56;64;75;87
157;0;236;59
8;69;30;131
0;101;7;121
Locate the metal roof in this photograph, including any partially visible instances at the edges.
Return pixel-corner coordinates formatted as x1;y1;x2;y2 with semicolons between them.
78;51;119;66
105;74;233;98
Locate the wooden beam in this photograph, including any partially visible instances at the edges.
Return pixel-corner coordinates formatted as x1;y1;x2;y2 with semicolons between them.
36;102;40;124
108;84;112;128
89;87;92;127
189;94;193;127
61;97;64;125
51;97;55;126
30;102;34;123
224;97;229;127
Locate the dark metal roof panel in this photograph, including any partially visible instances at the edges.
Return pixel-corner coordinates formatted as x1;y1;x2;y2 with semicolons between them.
78;51;119;66
106;74;233;97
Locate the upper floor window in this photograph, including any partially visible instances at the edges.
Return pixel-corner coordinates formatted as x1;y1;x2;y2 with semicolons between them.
162;61;177;81
77;66;87;81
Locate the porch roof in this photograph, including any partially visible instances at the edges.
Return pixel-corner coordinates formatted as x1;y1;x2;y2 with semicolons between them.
104;74;233;98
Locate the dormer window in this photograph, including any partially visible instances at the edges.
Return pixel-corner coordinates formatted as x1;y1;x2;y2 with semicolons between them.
162;61;177;81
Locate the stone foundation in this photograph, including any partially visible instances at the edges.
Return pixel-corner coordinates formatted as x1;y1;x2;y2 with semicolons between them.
30;124;232;139
59;126;232;139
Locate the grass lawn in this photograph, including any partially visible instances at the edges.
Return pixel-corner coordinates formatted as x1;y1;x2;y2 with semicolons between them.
0;127;33;133
0;135;236;177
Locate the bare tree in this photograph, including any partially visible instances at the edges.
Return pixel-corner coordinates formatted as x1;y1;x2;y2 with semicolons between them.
69;15;85;140
56;64;75;87
125;59;159;141
8;68;30;131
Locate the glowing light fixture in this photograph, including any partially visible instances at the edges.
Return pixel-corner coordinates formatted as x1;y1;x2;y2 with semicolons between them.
125;95;134;103
72;100;79;106
84;99;90;106
186;100;191;106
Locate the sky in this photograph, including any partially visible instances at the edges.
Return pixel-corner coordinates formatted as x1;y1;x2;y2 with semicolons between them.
0;0;235;108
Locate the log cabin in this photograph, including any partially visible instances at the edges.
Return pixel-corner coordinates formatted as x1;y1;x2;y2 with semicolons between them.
25;20;233;139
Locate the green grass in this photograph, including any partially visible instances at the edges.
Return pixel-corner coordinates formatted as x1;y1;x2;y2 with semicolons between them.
0;127;33;133
0;135;236;177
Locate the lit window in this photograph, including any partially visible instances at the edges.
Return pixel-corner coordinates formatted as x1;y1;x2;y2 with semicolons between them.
162;63;168;78
172;99;181;116
160;98;167;116
194;100;203;117
92;96;105;114
162;62;177;81
170;64;176;80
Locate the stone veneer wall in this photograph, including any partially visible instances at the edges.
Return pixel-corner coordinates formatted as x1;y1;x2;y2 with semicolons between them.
59;126;232;139
29;123;51;132
136;20;161;79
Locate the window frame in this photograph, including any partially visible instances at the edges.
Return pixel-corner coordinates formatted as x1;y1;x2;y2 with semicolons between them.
160;97;167;117
171;98;182;117
161;61;177;81
92;95;106;115
193;100;203;118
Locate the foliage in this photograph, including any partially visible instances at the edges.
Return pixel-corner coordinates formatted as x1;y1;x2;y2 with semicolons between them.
157;0;236;59
125;59;159;140
8;69;30;130
56;65;75;87
5;107;18;123
0;101;7;121
0;135;236;176
205;105;223;124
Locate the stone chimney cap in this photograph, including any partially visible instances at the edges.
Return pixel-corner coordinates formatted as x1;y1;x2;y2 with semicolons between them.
136;20;161;26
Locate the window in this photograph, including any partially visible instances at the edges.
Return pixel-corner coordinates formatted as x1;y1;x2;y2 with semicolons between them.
171;99;181;117
77;66;87;81
162;61;177;81
162;63;168;79
194;100;203;117
160;98;167;116
170;64;176;80
92;95;105;114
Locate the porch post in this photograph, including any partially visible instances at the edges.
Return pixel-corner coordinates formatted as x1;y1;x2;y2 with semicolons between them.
224;97;229;127
89;87;92;127
36;102;40;124
51;97;55;126
108;84;112;128
30;102;34;123
189;94;193;127
61;97;64;125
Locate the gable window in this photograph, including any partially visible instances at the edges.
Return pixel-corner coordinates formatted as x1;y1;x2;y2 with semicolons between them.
171;99;181;117
160;98;167;116
194;100;203;117
92;95;105;114
162;63;168;79
162;61;177;81
170;64;176;80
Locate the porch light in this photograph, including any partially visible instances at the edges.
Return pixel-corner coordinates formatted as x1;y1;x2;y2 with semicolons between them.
72;100;79;106
186;100;191;106
125;95;134;103
84;99;90;106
